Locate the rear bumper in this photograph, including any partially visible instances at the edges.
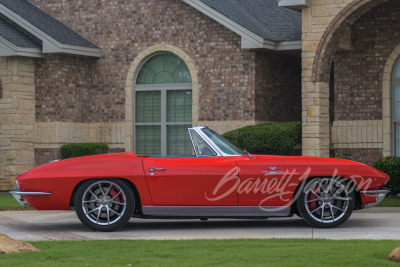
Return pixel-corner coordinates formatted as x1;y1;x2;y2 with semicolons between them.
360;188;390;208
9;190;51;207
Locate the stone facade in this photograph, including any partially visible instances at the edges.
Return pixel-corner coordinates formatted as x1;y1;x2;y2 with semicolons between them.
0;57;35;190
34;121;125;165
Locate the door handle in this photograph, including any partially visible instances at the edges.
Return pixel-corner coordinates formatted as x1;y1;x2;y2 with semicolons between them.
149;168;166;172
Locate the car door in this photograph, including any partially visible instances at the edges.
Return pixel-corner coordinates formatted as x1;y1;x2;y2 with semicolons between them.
236;155;303;207
143;156;238;206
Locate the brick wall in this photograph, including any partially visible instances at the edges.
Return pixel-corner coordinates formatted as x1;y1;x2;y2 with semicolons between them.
255;51;301;122
29;0;258;123
333;148;382;165
333;1;400;121
34;148;61;166
35;55;93;122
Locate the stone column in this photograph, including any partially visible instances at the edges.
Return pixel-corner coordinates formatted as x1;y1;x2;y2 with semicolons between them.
302;81;330;157
0;57;35;190
301;0;353;157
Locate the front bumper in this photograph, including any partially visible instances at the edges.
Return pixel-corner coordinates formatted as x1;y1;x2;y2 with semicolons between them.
360;189;390;208
9;191;51;208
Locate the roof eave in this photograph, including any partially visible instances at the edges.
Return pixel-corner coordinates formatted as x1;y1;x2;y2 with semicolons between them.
42;42;103;58
0;36;43;58
278;0;310;12
183;0;301;51
242;37;301;51
0;4;101;58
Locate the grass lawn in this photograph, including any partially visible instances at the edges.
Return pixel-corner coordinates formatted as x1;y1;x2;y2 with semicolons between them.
0;193;33;211
377;198;400;207
0;239;399;266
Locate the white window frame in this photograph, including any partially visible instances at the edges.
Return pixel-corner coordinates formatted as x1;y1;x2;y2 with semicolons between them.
135;83;192;155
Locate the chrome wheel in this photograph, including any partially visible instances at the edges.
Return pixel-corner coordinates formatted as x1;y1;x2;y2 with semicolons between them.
82;181;127;226
297;178;355;228
75;179;134;231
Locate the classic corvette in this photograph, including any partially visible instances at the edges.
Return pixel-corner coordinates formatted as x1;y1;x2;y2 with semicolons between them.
11;126;389;231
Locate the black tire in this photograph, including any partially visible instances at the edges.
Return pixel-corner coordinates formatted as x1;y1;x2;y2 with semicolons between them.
297;178;355;228
75;179;135;231
291;204;303;218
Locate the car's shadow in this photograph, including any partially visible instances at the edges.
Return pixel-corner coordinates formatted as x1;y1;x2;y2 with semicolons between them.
121;217;311;231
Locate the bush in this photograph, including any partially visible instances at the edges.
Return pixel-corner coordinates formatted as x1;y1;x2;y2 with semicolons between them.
222;122;301;155
332;156;355;161
373;156;400;196
60;143;109;159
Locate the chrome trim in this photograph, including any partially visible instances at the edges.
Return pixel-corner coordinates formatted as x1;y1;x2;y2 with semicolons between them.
188;129;218;157
142;206;291;217
149;168;166;172
9;190;51;196
195;127;225;156
361;188;390;209
8;191;49;208
360;189;390;194
10;193;30;207
15;180;20;191
188;129;199;157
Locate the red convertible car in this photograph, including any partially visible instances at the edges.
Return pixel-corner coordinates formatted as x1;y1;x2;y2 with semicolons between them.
11;126;389;231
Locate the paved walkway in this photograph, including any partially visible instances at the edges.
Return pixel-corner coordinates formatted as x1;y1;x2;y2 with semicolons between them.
0;208;399;241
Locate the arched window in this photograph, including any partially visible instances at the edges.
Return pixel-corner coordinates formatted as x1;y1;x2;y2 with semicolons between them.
393;59;400;155
135;53;192;155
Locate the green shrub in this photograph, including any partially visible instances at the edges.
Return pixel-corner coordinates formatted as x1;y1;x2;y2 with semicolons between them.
222;122;301;155
60;143;109;159
373;156;400;196
332;156;355;161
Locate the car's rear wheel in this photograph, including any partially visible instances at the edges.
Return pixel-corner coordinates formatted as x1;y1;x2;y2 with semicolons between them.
75;179;134;231
297;178;355;228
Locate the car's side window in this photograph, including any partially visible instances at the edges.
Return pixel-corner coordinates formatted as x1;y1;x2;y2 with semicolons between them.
189;130;216;156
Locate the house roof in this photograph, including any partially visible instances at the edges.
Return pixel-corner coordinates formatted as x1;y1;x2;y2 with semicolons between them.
0;17;40;48
0;0;300;56
0;0;101;57
0;0;98;48
199;0;301;42
183;0;301;51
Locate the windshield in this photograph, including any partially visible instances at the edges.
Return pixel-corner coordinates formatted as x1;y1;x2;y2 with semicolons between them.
201;128;244;155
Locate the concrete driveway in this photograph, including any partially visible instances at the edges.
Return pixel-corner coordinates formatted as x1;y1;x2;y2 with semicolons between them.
0;208;399;241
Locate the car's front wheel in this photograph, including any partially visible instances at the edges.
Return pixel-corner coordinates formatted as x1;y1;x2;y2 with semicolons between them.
297;178;355;228
75;179;134;231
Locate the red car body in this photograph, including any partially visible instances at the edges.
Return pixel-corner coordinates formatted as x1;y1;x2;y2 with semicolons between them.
17;153;388;210
11;126;390;231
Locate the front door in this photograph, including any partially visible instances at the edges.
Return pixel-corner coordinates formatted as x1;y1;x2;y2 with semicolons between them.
143;156;238;206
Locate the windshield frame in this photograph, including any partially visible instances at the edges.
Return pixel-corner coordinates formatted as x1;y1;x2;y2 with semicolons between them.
188;126;245;157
